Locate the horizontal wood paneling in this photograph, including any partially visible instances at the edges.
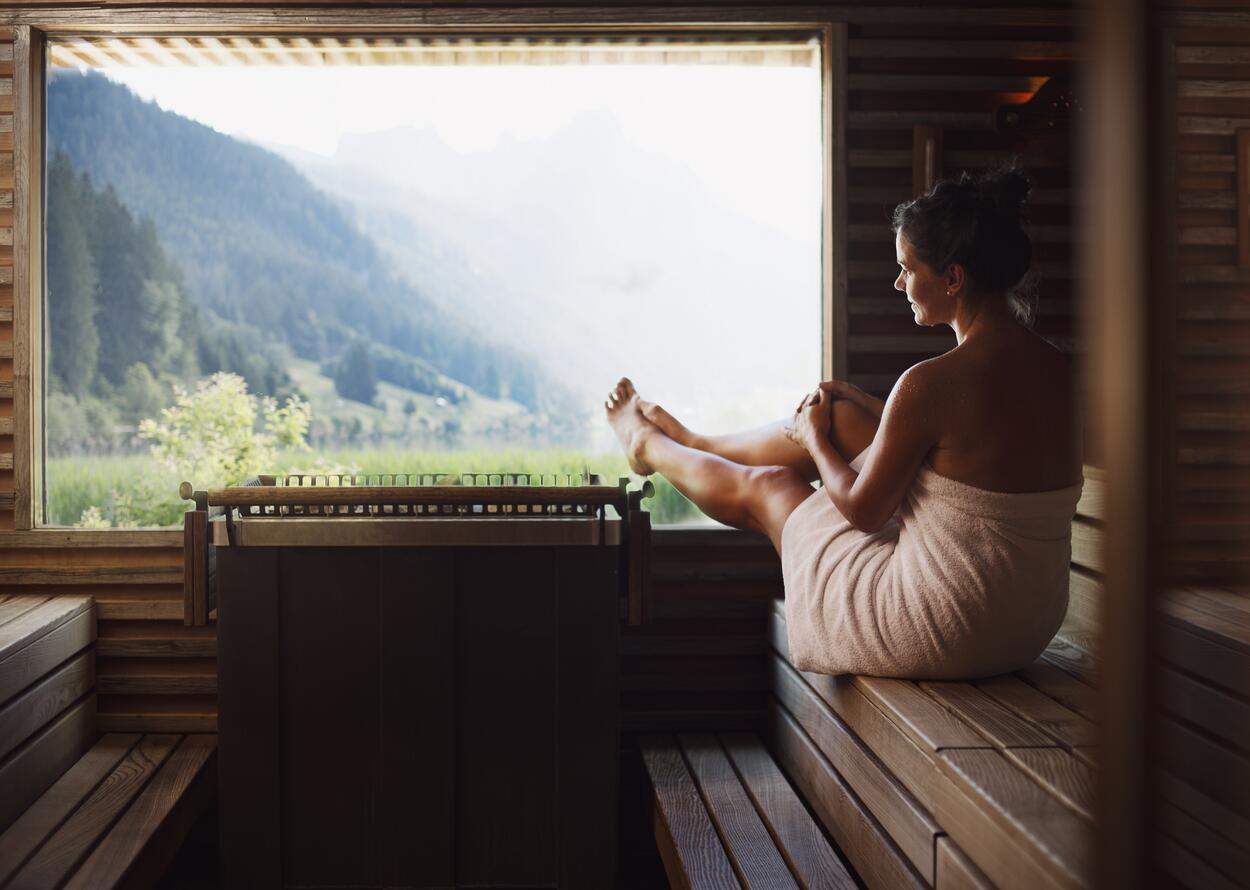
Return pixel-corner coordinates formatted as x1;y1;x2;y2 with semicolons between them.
1170;26;1250;584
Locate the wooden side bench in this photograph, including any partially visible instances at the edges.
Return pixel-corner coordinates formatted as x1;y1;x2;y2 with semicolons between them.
0;595;98;832
640;732;857;889
0;593;217;889
0;732;217;889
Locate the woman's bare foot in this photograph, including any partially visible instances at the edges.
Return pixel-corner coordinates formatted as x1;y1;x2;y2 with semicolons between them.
605;377;657;475
638;400;701;449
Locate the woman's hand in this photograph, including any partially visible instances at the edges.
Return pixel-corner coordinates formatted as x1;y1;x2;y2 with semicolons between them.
786;387;834;454
816;378;885;421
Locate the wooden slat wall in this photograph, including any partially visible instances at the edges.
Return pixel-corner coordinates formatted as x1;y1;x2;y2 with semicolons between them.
1169;25;1250;585
843;20;1083;419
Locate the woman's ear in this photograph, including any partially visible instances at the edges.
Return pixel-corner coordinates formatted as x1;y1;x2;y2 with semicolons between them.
945;263;968;296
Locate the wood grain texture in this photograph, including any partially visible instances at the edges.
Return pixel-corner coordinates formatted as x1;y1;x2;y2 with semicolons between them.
921;681;1058;749
0;650;94;761
936;748;1091;890
63;734;217;890
5;733;178;890
0;733;139;886
640;735;740;890
767;702;927;890
974;674;1098;749
0;595;91;662
935;835;994;890
1004;747;1097;822
0;607;95;706
0;694;94;834
678;733;800;889
720;732;857;890
773;658;938;882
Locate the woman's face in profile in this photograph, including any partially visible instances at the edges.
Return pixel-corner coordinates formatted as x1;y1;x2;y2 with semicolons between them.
894;232;952;327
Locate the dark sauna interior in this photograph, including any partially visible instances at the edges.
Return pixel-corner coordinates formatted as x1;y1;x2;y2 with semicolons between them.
0;2;1248;889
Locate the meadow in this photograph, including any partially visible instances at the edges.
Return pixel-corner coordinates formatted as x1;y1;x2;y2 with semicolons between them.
46;449;711;528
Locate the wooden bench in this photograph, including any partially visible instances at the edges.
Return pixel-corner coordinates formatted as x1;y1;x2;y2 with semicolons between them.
756;469;1111;890
0;594;217;889
640;732;857;889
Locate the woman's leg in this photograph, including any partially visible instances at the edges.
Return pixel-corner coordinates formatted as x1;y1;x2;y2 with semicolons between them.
606;380;817;553
639;391;880;480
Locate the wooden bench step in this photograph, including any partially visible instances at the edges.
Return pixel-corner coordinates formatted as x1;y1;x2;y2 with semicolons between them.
0;595;97;834
640;732;857;889
0;732;217;889
770;598;1094;889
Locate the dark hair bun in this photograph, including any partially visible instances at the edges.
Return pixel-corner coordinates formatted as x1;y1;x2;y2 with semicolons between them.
892;164;1037;326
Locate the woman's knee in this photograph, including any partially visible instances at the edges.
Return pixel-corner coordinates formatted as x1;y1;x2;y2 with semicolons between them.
742;465;812;532
829;398;878;461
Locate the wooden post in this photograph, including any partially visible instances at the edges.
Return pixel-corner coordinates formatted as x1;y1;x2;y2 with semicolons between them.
912;125;943;198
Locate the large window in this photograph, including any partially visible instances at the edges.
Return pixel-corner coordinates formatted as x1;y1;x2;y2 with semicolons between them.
41;32;826;527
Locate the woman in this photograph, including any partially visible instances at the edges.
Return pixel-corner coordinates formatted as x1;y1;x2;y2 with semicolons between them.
605;168;1084;679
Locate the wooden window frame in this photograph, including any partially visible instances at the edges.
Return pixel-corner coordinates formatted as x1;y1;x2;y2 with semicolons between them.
5;9;848;535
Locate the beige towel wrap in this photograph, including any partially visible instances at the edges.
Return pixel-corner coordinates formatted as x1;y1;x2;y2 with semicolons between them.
780;448;1084;679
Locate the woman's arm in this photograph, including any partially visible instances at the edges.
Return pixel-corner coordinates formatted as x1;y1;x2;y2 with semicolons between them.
819;379;886;421
791;365;941;532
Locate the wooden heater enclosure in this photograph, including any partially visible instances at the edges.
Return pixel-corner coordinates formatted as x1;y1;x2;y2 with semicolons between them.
198;480;646;889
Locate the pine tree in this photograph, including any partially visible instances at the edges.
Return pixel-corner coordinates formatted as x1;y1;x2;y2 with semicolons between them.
334;341;378;405
45;153;98;395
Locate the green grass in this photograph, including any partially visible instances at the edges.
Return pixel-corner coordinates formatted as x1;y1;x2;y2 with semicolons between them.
45;449;711;528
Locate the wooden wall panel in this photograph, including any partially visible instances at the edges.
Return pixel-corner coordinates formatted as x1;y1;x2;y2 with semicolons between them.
0;29;12;531
1169;26;1250;585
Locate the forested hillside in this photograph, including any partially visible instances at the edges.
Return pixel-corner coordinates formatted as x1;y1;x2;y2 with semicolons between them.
46;70;570;424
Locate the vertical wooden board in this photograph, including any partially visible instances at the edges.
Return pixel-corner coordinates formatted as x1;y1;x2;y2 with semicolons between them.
557;545;620;888
215;547;281;890
378;547;455;888
279;547;380;888
0;605;94;706
720;732;859;890
0;649;94;761
678;733;800;890
935;836;995;890
455;546;559;886
0;693;94;834
767;701;927;890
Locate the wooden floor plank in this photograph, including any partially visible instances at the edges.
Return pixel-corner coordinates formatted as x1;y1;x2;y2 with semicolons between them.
719;732;857;890
921;682;1058;749
6;734;180;890
65;735;217;890
773;657;939;883
0;734;140;886
768;702;927;890
678;734;799;890
936;748;1091;890
975;675;1099;749
640;735;740;890
1003;748;1097;822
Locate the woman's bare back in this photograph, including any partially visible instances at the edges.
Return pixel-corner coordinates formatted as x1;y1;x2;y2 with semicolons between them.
921;327;1083;493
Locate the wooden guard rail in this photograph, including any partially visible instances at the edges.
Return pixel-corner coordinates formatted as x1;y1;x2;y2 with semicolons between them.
181;476;654;627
